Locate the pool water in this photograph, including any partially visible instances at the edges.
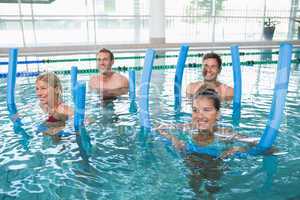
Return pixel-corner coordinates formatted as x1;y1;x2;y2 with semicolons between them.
0;63;300;200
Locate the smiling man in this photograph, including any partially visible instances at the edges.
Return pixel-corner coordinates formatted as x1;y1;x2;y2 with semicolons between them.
186;52;233;102
89;48;129;99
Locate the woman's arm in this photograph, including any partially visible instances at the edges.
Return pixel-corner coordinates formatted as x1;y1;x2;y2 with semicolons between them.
220;146;246;159
216;127;260;145
153;123;192;132
156;128;185;150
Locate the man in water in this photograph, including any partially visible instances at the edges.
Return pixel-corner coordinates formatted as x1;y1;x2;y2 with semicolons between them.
186;52;233;101
89;48;129;99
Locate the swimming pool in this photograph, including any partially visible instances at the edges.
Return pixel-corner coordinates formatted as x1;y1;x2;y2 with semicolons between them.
0;55;300;200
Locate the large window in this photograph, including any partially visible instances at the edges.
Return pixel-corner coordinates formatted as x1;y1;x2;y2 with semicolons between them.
0;0;297;47
165;0;293;42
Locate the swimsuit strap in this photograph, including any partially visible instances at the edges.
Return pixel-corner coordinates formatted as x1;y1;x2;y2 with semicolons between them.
46;115;60;123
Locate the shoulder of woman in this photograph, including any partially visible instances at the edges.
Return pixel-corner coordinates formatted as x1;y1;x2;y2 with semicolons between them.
58;104;73;117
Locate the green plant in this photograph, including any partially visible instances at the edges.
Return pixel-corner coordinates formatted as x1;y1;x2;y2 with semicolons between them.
184;0;227;23
264;18;277;28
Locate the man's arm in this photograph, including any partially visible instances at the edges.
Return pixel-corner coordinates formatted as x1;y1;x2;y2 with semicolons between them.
88;76;98;90
224;86;234;101
101;87;128;99
100;74;129;99
186;83;194;97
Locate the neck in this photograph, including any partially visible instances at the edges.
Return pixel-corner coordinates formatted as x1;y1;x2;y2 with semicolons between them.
193;130;214;144
203;79;219;87
192;124;217;134
47;99;61;112
101;71;114;77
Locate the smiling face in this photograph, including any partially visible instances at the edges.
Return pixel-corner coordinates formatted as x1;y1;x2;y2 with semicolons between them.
202;58;220;82
97;52;114;74
36;80;57;106
35;73;62;108
192;96;219;132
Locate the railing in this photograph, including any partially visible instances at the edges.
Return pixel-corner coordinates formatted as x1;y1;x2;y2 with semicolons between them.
1;40;300;57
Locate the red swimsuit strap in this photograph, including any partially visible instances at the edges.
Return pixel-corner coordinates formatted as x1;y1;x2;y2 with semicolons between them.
46;115;60;123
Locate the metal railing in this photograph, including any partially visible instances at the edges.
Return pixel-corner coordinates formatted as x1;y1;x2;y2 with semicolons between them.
1;40;300;57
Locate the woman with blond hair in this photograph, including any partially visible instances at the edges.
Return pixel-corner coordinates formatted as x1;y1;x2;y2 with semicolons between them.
36;72;73;135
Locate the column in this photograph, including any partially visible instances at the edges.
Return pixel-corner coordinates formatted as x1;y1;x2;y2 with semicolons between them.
150;0;165;44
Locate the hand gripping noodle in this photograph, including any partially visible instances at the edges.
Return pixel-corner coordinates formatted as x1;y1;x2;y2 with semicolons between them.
235;42;292;158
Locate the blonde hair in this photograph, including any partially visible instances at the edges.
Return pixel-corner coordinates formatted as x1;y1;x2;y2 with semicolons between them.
36;72;63;99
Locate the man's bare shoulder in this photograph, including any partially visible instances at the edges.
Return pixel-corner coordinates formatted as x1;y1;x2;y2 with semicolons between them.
187;81;203;90
186;81;203;96
89;75;100;90
188;80;202;86
112;72;129;85
220;83;233;90
219;83;234;101
112;72;127;79
89;75;99;82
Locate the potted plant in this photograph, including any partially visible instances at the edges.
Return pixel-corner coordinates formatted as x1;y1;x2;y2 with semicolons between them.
263;18;277;40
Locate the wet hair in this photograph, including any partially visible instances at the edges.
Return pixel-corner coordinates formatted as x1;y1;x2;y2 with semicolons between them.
202;52;222;71
192;88;221;111
98;48;114;61
36;72;62;99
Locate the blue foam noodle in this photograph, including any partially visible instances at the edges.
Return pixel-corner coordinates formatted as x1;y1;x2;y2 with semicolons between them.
257;43;292;150
174;44;189;112
129;69;136;101
139;49;156;129
71;66;78;101
186;143;220;158
230;45;242;125
7;48;18;106
74;82;86;131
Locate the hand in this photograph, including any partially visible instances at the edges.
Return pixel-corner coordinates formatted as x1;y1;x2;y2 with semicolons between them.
173;140;185;150
84;117;93;125
221;146;245;159
153;124;170;131
157;129;169;138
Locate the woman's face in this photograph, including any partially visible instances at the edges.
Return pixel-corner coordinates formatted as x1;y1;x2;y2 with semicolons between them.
192;97;219;131
36;80;57;106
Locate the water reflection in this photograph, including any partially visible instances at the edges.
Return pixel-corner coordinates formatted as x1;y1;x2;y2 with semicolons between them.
75;126;92;172
261;155;278;192
129;100;137;113
11;120;30;150
185;153;222;199
7;103;30;150
261;49;273;61
76;126;92;159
